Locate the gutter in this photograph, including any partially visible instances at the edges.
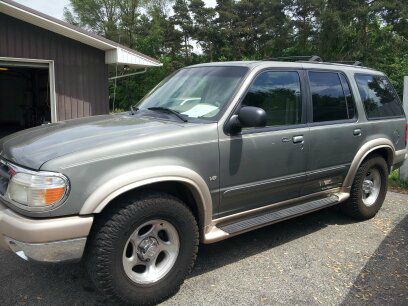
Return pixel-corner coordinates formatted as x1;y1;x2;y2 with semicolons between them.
108;68;147;81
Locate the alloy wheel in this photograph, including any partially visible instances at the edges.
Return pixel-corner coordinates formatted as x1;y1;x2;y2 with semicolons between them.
122;219;180;285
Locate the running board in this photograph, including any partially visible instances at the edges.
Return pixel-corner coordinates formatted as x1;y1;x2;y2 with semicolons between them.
219;195;340;235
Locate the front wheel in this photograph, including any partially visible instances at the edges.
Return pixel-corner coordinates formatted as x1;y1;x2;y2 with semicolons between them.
341;155;388;220
86;192;199;305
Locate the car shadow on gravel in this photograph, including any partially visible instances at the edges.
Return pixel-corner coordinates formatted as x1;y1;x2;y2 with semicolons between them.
341;215;408;305
0;207;358;305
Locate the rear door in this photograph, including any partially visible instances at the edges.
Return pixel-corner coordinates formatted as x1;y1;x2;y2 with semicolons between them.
303;70;364;195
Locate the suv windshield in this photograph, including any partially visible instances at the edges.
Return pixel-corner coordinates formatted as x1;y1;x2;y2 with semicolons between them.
137;66;248;120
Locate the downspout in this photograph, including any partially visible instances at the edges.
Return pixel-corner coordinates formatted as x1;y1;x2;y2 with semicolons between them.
109;68;147;112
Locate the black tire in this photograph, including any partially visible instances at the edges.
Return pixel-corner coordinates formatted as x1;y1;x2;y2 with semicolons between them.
85;192;199;305
341;155;389;220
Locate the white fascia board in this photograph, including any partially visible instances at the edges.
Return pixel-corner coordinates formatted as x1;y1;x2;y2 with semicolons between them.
106;48;162;67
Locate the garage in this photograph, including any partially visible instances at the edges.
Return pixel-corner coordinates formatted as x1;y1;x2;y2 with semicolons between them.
0;60;53;138
0;0;161;138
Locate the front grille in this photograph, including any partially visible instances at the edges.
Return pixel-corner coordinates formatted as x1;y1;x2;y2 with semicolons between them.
0;160;11;196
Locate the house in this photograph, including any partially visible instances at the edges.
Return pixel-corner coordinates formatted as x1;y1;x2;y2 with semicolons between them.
0;0;161;137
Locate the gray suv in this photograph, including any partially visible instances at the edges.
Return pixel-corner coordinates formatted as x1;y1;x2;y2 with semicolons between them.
0;59;407;305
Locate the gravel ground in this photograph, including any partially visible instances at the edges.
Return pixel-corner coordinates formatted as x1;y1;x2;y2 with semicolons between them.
0;191;407;306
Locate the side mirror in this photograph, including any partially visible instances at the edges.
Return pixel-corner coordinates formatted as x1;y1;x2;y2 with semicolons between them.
238;106;267;128
225;106;267;134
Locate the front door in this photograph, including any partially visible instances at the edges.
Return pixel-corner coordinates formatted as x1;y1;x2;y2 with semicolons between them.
218;70;309;217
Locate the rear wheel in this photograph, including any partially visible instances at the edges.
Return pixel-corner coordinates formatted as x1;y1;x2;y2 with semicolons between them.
86;192;199;305
341;155;388;220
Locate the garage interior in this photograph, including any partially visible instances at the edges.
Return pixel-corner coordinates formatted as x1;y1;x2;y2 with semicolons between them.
0;62;51;138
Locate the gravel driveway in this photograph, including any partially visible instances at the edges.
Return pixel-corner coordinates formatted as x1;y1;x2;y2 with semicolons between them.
0;191;407;305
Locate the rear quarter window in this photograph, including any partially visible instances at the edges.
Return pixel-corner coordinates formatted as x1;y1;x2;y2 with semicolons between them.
355;74;404;119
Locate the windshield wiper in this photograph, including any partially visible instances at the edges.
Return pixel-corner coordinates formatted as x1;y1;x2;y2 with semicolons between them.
147;107;188;122
130;105;139;115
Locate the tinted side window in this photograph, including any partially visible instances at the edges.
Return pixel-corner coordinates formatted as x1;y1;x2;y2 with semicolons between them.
309;71;353;122
242;71;302;127
355;74;404;119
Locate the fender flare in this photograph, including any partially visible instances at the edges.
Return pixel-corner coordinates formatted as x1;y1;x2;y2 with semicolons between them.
80;166;213;229
342;138;395;189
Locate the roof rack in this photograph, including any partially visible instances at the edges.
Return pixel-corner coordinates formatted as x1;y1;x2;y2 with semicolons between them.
266;56;364;67
268;55;323;62
330;61;363;66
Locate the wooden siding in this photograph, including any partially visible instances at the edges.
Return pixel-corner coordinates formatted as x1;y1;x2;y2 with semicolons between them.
0;13;109;121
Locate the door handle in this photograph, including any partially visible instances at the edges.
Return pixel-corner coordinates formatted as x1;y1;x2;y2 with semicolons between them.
292;135;304;143
353;129;362;136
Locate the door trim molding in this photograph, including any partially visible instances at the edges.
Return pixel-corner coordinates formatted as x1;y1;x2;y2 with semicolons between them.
214;187;342;226
222;172;307;198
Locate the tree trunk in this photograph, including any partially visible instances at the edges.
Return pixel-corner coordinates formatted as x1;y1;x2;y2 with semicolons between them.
184;35;189;63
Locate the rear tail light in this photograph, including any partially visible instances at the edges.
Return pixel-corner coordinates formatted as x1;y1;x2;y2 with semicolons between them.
405;124;408;145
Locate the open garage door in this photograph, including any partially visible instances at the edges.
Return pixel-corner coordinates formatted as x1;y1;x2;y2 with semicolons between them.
0;59;56;138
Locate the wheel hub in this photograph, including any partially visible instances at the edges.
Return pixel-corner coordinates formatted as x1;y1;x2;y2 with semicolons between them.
361;168;381;207
362;179;374;194
138;237;159;261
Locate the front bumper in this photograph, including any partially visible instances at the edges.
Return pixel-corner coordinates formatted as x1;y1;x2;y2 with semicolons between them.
0;201;93;262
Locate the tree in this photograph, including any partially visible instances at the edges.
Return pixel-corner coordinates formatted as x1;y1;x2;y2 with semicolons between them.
375;0;408;40
214;0;240;60
189;0;217;61
64;0;408;110
172;0;193;63
284;0;322;55
117;0;142;49
234;0;290;59
64;0;121;39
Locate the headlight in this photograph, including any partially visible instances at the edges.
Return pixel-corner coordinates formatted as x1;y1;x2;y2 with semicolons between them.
6;171;69;209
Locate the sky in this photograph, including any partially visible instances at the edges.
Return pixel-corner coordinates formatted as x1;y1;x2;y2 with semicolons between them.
14;0;217;20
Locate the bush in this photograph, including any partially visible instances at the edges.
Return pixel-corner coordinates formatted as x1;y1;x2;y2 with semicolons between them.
389;170;408;189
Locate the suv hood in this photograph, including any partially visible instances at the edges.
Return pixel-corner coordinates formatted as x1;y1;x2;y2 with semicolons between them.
0;114;187;170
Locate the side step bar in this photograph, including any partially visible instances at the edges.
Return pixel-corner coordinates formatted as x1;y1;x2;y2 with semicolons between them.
219;195;339;235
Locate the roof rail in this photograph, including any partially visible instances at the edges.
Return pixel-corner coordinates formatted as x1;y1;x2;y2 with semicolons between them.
268;55;323;62
264;56;368;68
330;61;363;66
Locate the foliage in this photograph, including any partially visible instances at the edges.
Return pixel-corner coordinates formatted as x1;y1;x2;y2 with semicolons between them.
64;0;408;111
389;170;408;190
